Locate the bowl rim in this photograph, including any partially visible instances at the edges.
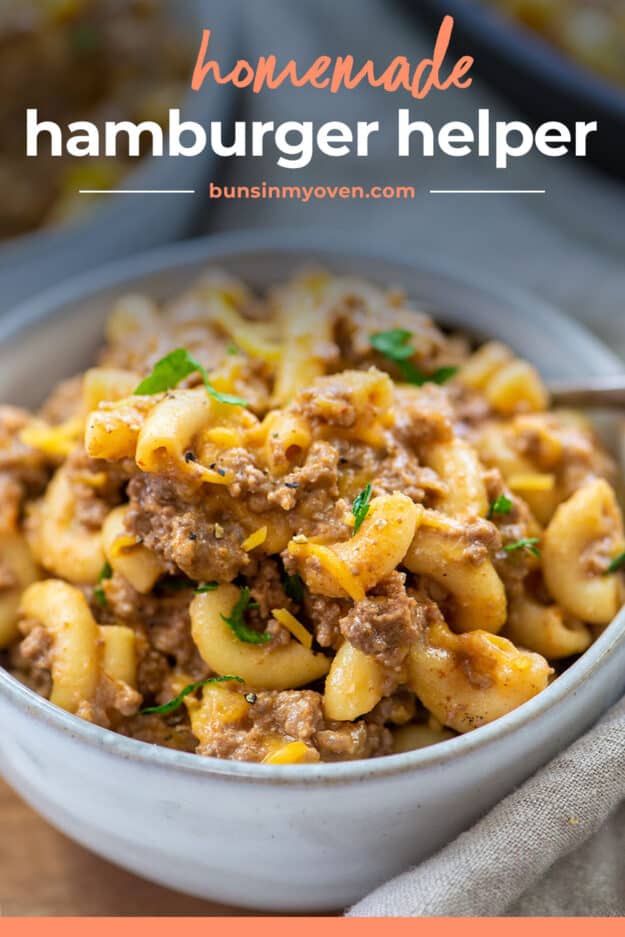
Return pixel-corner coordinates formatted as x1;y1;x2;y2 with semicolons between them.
1;226;624;785
417;0;625;118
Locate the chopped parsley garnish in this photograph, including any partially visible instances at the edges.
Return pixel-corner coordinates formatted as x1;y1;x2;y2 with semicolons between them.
194;581;219;594
352;483;372;536
134;348;247;407
488;494;513;520
430;365;459;384
605;551;625;575
284;572;305;604
140;675;244;716
226;342;239;355
503;537;541;558
94;561;113;608
370;328;415;362
221;587;270;644
370;329;457;386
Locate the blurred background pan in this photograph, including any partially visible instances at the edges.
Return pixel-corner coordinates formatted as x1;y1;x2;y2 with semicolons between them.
402;0;625;180
0;0;237;314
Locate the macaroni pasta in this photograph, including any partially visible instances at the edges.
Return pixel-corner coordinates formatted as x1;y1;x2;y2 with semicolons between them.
1;269;623;763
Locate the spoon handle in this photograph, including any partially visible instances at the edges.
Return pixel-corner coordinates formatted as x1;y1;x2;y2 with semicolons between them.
548;377;625;409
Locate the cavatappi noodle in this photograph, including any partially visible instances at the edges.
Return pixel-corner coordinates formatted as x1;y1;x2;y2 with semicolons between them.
1;269;624;764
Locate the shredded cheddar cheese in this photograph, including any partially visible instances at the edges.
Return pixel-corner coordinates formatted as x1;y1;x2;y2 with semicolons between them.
508;473;556;493
228;330;281;364
20;416;83;459
195;467;234;486
111;534;139;560
210;302;282;364
263;741;313;765
420;509;452;532
186;682;250;726
272;608;313;649
72;471;108;489
242;526;268;552
109;535;139;558
288;540;366;602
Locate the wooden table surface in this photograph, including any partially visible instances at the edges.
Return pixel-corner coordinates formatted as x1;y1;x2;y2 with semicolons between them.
0;778;246;917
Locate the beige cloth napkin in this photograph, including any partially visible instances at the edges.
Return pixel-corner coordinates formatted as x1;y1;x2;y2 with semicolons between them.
347;697;625;916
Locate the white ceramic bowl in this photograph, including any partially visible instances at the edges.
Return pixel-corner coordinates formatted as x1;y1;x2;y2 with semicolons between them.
0;0;236;314
1;231;624;913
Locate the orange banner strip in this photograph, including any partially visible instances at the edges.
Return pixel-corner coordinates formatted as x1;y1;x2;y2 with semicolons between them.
0;919;618;934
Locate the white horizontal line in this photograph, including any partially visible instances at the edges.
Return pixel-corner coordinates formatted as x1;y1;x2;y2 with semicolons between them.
430;189;546;195
78;189;196;195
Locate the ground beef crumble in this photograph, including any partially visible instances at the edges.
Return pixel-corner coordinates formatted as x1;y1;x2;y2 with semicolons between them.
39;376;83;425
247;558;293;618
125;474;251;582
118;714;198;753
393;384;455;449
65;448;128;531
125;443;351;583
0;405;50;532
195;688;392;762
77;674;142;729
11;620;53;697
339;572;422;670
101;572;209;692
303;593;349;649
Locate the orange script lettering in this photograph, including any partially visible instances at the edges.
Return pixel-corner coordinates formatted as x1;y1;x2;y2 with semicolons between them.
191;16;473;99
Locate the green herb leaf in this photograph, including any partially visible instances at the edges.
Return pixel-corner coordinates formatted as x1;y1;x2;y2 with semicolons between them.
431;365;459;385
221;587;270;644
194;581;219;594
140;675;244;716
370;329;415;362
93;587;107;609
605;551;625;575
370;331;457;386
504;537;541;558
370;330;426;384
488;494;513;520
396;359;429;385
134;348;247;407
134;348;199;394
226;342;239;356
94;561;113;608
352;483;373;536
284;572;305;604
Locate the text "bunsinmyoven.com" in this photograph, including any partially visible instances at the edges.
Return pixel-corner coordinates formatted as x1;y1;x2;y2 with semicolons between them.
207;181;416;202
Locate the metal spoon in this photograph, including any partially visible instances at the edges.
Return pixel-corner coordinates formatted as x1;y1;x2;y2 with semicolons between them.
548;376;625;410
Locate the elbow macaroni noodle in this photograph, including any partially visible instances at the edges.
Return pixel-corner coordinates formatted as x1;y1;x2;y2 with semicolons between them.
19;580;100;713
2;268;624;763
0;534;39;648
101;506;164;595
190;585;330;690
404;510;507;634
28;466;105;585
288;493;420;601
407;621;552;734
542;479;625;626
